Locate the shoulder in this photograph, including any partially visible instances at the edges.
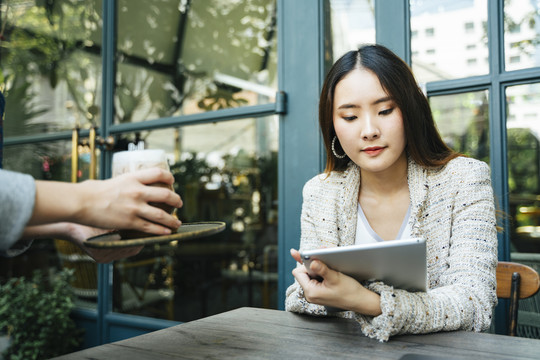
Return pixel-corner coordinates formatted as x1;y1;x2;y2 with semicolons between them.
303;164;357;196
444;156;489;173
427;156;491;182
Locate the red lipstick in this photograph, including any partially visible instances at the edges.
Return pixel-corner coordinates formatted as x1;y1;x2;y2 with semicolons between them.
362;146;385;156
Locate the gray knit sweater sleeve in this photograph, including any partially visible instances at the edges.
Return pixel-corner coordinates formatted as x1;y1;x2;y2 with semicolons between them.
0;169;36;256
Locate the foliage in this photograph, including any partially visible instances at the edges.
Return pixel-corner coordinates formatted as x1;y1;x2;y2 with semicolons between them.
504;0;540;55
3;76;49;136
170;151;219;187
197;85;249;111
0;268;82;360
508;128;540;194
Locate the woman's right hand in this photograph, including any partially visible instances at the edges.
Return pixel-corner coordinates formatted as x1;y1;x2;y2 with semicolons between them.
290;248;382;316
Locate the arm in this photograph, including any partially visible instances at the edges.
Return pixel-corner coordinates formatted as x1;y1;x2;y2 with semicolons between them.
1;167;182;259
354;160;498;341
285;177;377;315
29;167;182;235
285;179;328;315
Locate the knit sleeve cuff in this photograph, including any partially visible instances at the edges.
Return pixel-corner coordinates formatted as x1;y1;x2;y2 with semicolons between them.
354;282;401;342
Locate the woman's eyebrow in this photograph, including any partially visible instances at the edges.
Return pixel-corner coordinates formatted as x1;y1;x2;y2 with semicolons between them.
372;96;393;105
336;97;393;110
337;103;359;110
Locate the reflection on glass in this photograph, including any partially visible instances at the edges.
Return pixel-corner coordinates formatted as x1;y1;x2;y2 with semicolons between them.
410;0;488;83
506;84;540;338
506;84;540;255
115;0;277;123
112;117;278;321
504;0;540;71
2;140;100;309
4;141;70;180
328;0;375;61
430;90;490;163
1;1;103;137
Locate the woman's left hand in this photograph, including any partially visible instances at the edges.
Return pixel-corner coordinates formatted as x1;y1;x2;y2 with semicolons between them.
290;248;382;316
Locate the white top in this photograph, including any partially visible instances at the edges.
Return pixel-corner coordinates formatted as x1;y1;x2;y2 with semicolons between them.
355;203;411;244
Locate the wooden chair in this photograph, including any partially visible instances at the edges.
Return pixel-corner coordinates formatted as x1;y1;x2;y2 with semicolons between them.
496;261;540;336
510;253;540;338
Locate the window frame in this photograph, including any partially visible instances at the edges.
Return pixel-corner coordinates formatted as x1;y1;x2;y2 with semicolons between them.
4;0;537;343
3;0;287;345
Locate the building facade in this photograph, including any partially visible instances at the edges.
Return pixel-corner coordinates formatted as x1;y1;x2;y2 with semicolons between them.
1;0;539;348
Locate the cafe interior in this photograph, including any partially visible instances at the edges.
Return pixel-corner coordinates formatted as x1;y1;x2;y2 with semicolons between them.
1;0;540;358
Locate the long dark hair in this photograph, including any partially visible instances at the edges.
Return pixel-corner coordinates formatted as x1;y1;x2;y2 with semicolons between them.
320;44;459;173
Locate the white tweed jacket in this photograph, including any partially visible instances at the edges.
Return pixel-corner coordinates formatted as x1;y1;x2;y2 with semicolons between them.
285;156;498;342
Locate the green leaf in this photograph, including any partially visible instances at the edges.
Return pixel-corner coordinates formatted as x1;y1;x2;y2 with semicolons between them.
0;269;82;359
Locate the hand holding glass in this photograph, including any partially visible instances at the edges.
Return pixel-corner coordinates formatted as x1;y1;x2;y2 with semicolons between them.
112;149;179;238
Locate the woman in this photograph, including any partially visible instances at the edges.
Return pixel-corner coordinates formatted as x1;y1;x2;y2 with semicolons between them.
285;44;498;342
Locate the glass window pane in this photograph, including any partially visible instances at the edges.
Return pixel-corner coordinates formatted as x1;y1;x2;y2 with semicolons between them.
2;140;99;309
112;117;278;321
4;139;100;181
507;82;540;338
410;0;489;83
115;0;278;124
328;0;375;61
430;90;490;163
504;0;540;72
2;1;103;137
506;83;540;254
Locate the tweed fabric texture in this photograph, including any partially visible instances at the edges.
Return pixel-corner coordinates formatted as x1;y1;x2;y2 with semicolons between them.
285;156;498;342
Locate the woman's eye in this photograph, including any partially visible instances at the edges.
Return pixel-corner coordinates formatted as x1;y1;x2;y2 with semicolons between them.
342;115;357;121
379;108;394;116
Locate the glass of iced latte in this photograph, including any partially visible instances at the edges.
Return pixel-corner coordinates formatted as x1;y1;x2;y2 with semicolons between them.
112;149;177;238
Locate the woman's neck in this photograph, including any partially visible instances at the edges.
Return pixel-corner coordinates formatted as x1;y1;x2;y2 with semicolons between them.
359;153;408;197
358;153;410;240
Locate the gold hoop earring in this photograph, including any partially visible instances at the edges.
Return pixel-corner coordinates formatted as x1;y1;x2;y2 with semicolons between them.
332;136;347;159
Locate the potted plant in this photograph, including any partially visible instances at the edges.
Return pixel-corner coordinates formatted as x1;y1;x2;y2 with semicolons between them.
0;268;82;360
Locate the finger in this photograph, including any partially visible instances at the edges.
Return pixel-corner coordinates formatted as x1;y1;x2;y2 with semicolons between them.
292;266;312;287
292;264;309;277
293;266;326;302
290;248;303;263
175;194;183;208
137;204;182;229
132;167;175;185
127;209;176;234
137;219;174;235
144;186;183;208
309;260;327;278
310;260;343;286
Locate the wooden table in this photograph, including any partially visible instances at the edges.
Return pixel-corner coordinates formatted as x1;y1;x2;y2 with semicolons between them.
53;307;540;360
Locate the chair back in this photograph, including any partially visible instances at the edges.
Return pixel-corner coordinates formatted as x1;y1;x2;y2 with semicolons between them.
496;261;540;336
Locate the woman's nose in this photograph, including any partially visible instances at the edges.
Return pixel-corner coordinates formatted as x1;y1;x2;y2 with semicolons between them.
361;117;380;140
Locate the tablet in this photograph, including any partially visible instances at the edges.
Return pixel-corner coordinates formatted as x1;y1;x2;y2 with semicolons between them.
301;238;427;292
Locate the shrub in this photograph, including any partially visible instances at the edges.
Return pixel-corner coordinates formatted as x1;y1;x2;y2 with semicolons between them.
0;268;83;360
